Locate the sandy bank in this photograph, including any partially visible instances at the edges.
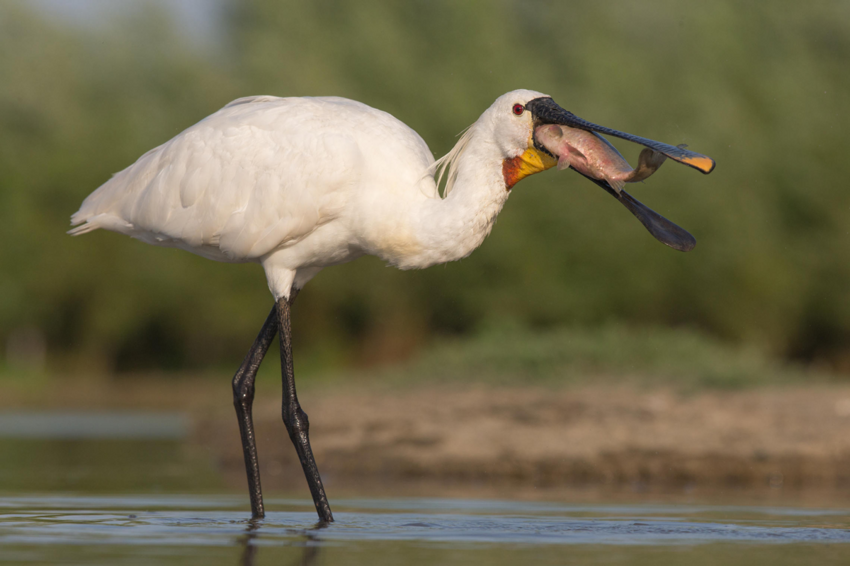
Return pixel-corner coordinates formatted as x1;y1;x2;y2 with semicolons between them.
197;384;850;493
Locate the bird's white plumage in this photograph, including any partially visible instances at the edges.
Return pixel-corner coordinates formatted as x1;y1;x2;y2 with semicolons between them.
70;90;549;298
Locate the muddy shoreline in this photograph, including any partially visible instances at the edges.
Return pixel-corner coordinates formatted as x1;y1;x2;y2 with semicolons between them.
3;378;849;495
193;384;850;494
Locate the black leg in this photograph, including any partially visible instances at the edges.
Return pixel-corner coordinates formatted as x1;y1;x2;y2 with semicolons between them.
277;292;334;523
232;306;279;519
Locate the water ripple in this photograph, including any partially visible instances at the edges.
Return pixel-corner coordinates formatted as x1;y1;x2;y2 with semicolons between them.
1;495;849;548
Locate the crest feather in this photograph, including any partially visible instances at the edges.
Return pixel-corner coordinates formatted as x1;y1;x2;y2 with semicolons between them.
431;123;478;198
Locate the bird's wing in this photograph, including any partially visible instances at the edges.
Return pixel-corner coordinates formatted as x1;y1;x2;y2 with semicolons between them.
70;98;365;260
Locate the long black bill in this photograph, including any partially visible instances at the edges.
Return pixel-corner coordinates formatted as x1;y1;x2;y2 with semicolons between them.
527;96;708;252
526;97;716;174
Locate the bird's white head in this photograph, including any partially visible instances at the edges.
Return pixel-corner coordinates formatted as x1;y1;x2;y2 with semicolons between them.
480;89;558;190
435;89;560;195
483;90;548;156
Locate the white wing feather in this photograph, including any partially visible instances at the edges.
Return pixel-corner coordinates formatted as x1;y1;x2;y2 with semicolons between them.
70;96;434;261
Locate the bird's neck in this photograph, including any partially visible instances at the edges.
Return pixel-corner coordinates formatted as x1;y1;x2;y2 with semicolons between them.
398;137;512;269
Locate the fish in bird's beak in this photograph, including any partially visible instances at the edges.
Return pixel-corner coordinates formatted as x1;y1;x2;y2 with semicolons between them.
525;97;715;252
535;124;676;194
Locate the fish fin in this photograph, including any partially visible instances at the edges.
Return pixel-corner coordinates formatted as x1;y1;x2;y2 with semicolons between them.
609;178;625;194
624;148;666;183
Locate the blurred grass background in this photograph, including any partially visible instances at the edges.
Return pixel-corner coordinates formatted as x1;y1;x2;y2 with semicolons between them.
1;0;849;385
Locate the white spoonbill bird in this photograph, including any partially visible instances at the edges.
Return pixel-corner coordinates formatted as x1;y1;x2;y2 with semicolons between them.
69;90;715;522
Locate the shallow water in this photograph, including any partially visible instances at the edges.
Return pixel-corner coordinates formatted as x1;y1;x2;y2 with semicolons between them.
2;495;850;565
1;411;850;564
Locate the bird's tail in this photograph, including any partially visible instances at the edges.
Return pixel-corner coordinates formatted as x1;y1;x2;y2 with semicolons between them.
68;208;96;235
67;213;133;236
67;222;98;236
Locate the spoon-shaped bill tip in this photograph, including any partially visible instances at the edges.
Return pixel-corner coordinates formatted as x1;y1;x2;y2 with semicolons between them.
679;154;716;174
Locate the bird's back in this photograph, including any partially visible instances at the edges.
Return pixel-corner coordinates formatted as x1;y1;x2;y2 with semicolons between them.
70;96;436;262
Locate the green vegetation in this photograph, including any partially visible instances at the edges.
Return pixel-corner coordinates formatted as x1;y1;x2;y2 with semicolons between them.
313;322;818;391
1;1;848;379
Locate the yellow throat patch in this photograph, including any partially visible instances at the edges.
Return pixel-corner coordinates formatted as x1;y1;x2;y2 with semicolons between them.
502;148;557;190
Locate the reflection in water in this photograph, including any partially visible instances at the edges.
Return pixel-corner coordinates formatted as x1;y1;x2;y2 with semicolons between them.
238;520;259;566
239;518;324;566
2;495;850;566
295;531;322;566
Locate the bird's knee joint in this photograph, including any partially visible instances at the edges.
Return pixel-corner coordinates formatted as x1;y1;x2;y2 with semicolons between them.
283;407;310;438
232;380;255;406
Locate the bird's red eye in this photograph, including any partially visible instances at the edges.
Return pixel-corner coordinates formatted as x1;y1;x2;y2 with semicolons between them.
512;103;524;116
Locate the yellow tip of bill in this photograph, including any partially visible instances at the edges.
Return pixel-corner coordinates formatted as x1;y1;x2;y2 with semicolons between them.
680;154;716;174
